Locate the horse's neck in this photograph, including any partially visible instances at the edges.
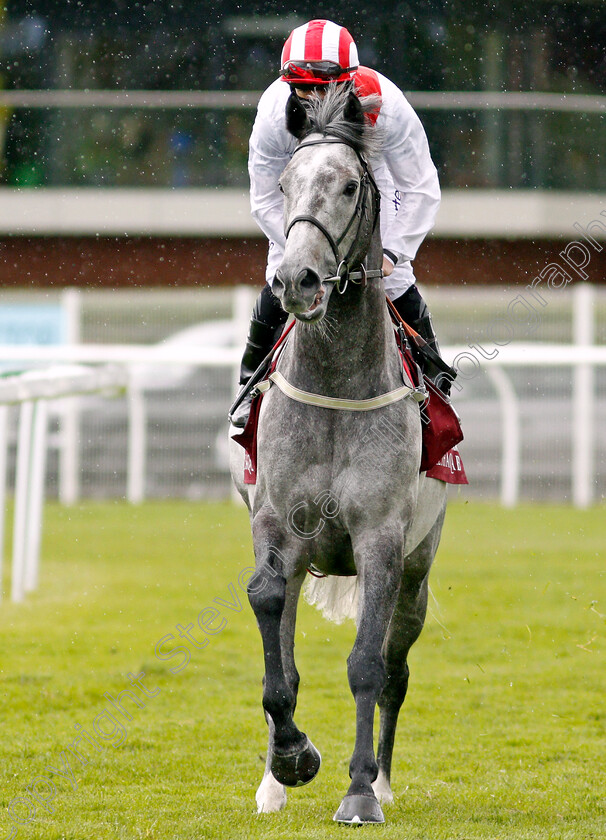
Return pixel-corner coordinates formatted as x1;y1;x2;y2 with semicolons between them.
284;279;399;398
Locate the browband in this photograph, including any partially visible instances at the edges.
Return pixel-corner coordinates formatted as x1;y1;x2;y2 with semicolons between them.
292;135;370;170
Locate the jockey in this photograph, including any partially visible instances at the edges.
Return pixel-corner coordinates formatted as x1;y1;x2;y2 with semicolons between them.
231;18;451;428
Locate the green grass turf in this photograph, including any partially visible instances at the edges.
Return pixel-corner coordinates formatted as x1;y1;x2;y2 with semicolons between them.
0;500;604;839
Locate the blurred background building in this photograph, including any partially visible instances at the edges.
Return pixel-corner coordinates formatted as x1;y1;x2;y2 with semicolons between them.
0;0;605;285
1;0;605;189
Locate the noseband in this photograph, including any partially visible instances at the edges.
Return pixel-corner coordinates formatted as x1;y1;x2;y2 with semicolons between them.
284;137;382;294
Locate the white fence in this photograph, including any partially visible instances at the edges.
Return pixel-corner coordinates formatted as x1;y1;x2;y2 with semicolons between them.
0;283;604;505
0;336;603;507
1;283;605;600
0;365;126;602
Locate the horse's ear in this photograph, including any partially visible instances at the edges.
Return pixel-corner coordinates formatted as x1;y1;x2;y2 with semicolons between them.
343;91;365;132
286;92;309;139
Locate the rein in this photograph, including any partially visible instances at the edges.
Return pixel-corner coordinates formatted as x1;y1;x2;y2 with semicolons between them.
284;136;382;294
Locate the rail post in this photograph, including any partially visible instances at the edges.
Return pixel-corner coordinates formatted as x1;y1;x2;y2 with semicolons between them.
0;405;8;600
572;283;595;508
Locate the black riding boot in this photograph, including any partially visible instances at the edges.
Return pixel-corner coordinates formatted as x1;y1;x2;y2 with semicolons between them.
392;285;455;396
230;285;288;428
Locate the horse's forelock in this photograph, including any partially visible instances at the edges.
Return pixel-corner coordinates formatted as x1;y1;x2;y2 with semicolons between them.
298;85;381;158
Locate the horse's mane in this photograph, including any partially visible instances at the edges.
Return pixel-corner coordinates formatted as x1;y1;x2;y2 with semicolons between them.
299;84;382;158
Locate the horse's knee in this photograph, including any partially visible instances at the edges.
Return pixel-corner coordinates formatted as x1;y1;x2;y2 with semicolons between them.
347;648;386;697
248;569;286;617
379;662;409;710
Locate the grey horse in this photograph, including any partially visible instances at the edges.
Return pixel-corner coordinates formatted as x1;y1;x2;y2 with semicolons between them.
230;86;448;824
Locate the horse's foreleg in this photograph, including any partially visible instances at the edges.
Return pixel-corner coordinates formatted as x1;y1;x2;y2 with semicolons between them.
334;530;403;825
248;531;320;790
373;572;429;804
374;507;445;804
256;571;307;812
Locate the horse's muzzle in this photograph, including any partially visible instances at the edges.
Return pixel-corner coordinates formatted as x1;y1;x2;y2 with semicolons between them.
273;266;325;318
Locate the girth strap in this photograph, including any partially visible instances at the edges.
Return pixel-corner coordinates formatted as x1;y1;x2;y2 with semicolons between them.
256;369;426;411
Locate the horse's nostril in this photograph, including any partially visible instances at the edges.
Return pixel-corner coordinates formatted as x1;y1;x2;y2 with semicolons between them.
272;273;285;298
298;269;320;291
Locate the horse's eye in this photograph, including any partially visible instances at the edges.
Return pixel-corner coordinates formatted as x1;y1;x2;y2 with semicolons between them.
344;181;358;196
278;182;284;193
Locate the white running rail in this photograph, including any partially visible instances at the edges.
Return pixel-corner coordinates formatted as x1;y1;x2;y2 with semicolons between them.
0;285;603;602
0;365;127;603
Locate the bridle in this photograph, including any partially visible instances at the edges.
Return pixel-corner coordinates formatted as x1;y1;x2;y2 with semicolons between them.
283;136;382;294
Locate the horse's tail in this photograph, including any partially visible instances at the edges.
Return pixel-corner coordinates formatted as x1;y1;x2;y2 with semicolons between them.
303;574;359;624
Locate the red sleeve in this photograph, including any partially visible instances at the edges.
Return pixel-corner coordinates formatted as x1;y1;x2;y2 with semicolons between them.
353;66;382;125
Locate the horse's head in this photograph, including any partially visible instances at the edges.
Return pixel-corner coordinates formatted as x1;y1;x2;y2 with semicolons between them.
272;87;380;322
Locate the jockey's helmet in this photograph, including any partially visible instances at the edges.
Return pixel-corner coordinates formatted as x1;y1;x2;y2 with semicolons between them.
280;19;358;86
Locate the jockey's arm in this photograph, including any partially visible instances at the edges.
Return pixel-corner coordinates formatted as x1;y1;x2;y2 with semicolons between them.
248;83;293;253
248;141;288;249
378;74;441;266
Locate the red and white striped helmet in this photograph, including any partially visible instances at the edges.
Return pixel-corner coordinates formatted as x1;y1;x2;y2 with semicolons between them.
280;19;359;85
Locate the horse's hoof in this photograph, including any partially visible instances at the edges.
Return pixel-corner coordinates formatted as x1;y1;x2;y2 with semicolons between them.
333;794;385;824
271;736;321;787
